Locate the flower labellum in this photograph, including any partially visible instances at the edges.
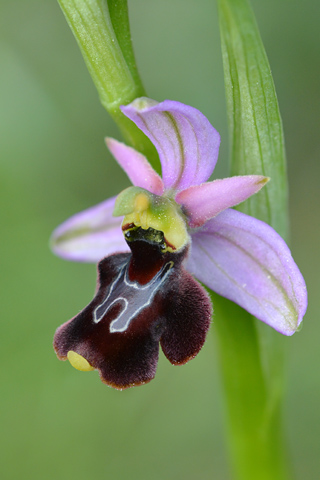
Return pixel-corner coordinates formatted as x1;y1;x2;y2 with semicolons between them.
54;188;211;389
52;97;307;389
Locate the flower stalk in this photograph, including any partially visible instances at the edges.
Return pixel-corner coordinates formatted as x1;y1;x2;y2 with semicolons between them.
57;0;158;162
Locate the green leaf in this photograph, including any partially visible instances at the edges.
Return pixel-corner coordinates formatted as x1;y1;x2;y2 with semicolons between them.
218;0;288;238
215;1;291;479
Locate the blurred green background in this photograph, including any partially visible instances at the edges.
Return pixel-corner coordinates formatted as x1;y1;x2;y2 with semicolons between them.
1;1;319;479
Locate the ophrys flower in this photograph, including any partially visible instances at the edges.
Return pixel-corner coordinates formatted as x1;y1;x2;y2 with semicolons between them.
52;98;307;389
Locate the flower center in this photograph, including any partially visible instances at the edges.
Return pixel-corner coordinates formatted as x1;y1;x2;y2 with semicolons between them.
113;186;189;252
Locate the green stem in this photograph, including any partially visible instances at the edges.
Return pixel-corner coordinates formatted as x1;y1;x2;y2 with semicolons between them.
213;295;290;480
216;0;291;478
58;0;158;164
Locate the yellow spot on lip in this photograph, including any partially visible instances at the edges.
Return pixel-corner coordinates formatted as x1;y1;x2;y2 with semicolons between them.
67;351;94;372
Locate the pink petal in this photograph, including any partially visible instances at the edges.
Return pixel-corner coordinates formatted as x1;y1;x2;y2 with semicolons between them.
121;98;220;192
51;197;129;262
176;175;269;227
106;138;164;195
187;209;307;335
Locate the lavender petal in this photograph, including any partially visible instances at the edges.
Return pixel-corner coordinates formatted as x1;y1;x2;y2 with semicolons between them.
106;138;164;195
187;209;307;335
51;197;129;262
121;98;220;192
176;175;268;227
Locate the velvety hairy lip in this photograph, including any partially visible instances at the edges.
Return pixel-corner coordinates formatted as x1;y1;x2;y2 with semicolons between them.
54;241;212;389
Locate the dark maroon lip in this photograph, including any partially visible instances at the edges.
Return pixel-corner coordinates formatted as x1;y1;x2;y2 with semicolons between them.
53;239;211;389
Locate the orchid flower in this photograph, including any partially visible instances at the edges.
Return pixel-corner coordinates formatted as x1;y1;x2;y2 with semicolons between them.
52;98;307;389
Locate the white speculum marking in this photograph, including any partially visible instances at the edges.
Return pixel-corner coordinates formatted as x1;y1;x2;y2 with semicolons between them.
93;261;174;333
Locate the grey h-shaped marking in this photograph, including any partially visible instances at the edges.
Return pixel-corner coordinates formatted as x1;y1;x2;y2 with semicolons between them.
93;261;174;333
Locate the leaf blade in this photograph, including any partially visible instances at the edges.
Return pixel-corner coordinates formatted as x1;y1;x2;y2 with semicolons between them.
218;0;288;238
